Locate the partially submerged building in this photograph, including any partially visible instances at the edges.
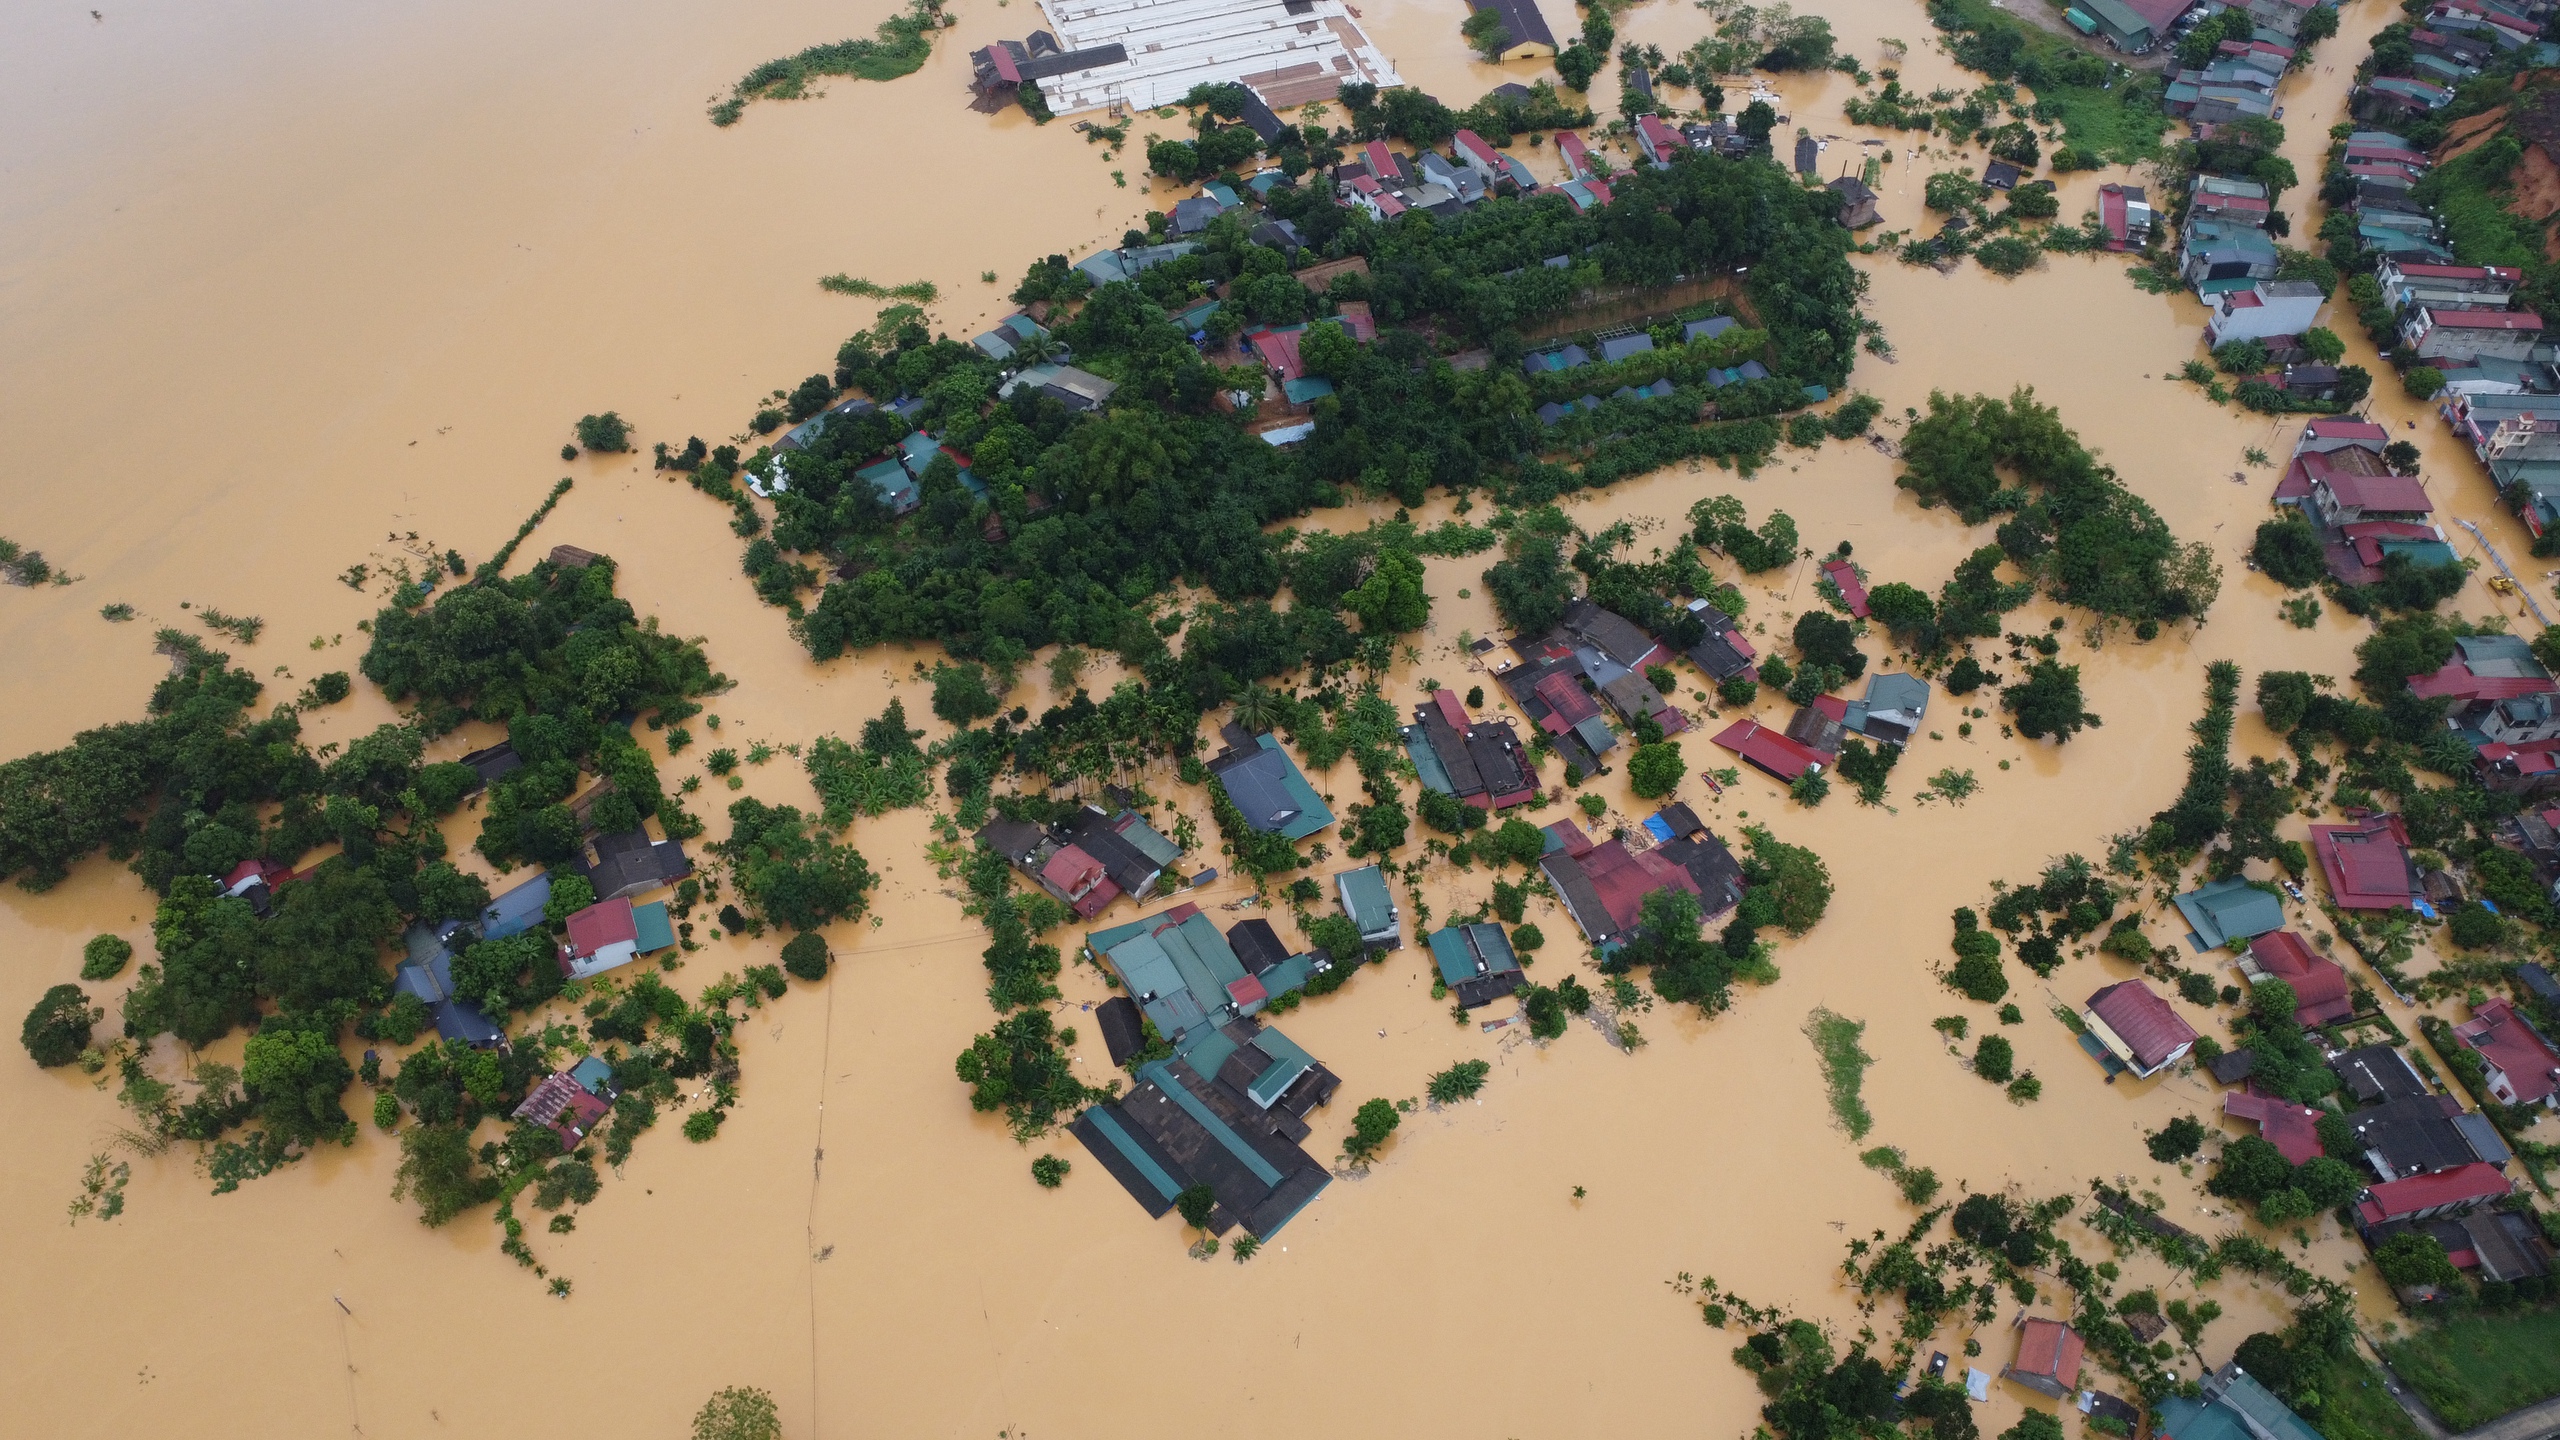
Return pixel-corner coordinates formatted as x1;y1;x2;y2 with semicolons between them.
558;896;675;981
2001;1318;2084;1400
1539;813;1743;951
1009;0;1402;116
1074;901;1340;1238
2240;931;2354;1027
576;826;692;903
392;923;506;1049
2312;813;2420;911
2155;1362;2324;1440
1429;921;1524;1009
2171;876;2285;950
1404;689;1538;810
2083;980;2199;1078
2452;997;2560;1106
1205;730;1335;840
1335;863;1401;950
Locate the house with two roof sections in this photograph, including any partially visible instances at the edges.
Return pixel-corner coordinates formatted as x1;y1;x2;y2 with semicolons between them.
557;895;676;981
2169;876;2285;950
2238;931;2354;1027
1429;922;1525;1009
2411;634;2560;750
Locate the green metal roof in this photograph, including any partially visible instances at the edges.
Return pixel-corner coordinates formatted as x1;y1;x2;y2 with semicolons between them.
1337;864;1397;937
2173;877;2286;948
2379;540;2460;568
631;901;676;953
1427;922;1521;987
2063;7;2098;33
1405;722;1458;796
2076;0;2152;42
1084;1106;1185;1200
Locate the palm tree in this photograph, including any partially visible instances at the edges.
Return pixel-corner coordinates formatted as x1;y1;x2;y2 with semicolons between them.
1231;686;1281;734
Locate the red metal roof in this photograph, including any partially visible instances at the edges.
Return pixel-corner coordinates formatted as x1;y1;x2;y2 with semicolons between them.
1227;974;1269;1008
2318;467;2433;514
1544;817;1595;857
1364;140;1396;180
1532;671;1601;729
2426;308;2543;329
1585;179;1614;205
1822;560;1870;616
1711;718;1825;781
564;897;637;957
2392;262;2520;281
2013;1319;2085;1388
1556;130;1591;176
1041;844;1106;895
2085;980;2198;1071
2408;657;2559;702
1636;113;1683;154
2313;815;2416;909
1432;688;1472;731
1070;877;1122;919
1454;128;1498;164
2307;417;2391;442
1578;838;1701;931
1249;327;1307;381
987;46;1022;83
2247;931;2355;1027
2454;998;2560;1103
2358;1163;2513;1224
2226;1088;2325;1165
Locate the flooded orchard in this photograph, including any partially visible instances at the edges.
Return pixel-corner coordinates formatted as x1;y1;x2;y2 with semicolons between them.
0;0;2530;1435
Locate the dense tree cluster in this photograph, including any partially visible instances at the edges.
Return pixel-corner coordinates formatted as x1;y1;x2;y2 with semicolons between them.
1898;390;2219;630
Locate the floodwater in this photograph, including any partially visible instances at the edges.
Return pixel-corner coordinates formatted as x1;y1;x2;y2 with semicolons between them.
2;0;2540;1435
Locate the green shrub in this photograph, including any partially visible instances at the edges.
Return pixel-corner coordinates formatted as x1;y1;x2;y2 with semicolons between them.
1427;1059;1492;1103
21;983;99;1068
574;412;632;452
1343;1096;1401;1161
80;934;134;981
1973;1033;2015;1083
683;1109;725;1142
1032;1154;1071;1187
781;932;831;981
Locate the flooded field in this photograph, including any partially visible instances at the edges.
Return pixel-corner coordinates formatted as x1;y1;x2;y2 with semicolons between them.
2;0;2541;1435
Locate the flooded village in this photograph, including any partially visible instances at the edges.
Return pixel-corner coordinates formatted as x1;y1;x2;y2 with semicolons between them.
5;0;2560;1437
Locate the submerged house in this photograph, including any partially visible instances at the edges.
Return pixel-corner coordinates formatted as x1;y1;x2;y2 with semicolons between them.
2001;1318;2085;1400
2083;980;2199;1078
1683;599;1760;683
1828;176;1880;228
1335;863;1402;950
2333;1043;2432;1104
577;826;692;903
478;872;552;941
1430;921;1524;1009
2410;634;2560;748
392;924;505;1049
2225;1089;2325;1165
978;805;1181;919
2240;931;2354;1027
1205;731;1335;840
2452;997;2560;1106
1843;673;1930;746
2171;875;2285;949
2356;1162;2513;1228
513;1065;613;1150
1540;812;1743;951
1496;651;1617;779
2347;1093;2511;1179
2155;1362;2324;1440
1074;901;1340;1238
1405;689;1538;810
2312;813;2419;910
1711;716;1827;782
557;896;674;981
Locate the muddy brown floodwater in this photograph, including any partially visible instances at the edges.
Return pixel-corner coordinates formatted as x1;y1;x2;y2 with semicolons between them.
4;0;2547;1434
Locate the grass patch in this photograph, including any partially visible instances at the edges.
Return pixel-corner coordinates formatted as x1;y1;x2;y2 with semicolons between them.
1928;0;2169;163
2308;1348;2431;1440
819;275;940;304
1804;1007;1874;1140
2385;1307;2560;1431
710;0;948;126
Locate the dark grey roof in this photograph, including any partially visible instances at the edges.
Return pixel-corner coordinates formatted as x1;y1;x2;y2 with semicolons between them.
2519;962;2560;1004
1418;705;1486;797
2351;1095;2481;1178
580;828;693;901
976;817;1047;864
1559;597;1656;666
2207;1047;2258;1085
1227;918;1291;975
1540;850;1619;944
1249;218;1304;252
1062;808;1163;894
1467;0;1558;49
1658;832;1745;918
459;743;521;789
2333;1043;2431;1104
1235;85;1288;144
1170;195;1226;236
1794;134;1819;173
1095;995;1146;1067
1205;747;1305;833
1464;721;1532;797
1017;42;1127;81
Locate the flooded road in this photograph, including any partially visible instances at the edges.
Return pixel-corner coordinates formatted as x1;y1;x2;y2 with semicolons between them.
0;0;2520;1434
